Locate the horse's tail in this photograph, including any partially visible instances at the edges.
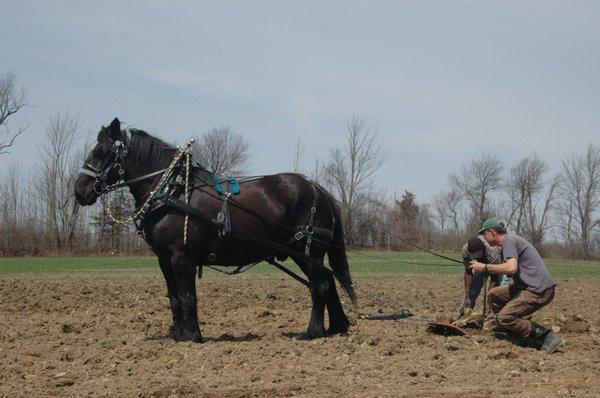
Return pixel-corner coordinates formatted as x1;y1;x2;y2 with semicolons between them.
326;195;358;307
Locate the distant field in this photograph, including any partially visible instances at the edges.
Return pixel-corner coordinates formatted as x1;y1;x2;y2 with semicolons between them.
1;251;599;278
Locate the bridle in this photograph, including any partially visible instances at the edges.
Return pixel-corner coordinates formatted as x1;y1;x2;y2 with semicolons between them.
79;131;173;196
79;132;131;194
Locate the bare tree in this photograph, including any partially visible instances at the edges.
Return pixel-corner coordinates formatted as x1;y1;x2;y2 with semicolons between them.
557;143;600;259
310;157;322;185
322;117;386;244
506;155;558;249
352;192;391;248
432;193;447;233
0;164;20;254
37;112;82;251
449;153;503;226
192;126;250;175
507;156;544;233
0;162;55;255
0;71;27;154
432;189;462;233
292;134;306;173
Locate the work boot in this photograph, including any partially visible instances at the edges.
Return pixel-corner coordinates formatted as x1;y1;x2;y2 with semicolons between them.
530;322;562;354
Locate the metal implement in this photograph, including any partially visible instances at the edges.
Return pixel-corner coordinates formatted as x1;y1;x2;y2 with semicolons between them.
361;310;413;321
481;274;488;330
427;321;467;336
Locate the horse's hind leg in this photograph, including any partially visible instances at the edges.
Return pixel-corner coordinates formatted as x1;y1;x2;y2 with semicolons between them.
325;273;350;335
293;257;328;340
158;257;183;339
171;255;203;343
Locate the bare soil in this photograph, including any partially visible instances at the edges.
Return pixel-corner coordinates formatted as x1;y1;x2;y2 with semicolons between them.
1;270;599;397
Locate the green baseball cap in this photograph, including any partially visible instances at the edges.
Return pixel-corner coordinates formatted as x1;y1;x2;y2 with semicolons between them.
477;217;506;234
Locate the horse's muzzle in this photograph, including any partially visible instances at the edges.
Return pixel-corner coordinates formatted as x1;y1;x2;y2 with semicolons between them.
74;176;99;206
74;189;98;206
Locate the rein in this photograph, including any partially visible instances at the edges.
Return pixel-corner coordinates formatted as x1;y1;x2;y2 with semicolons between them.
103;167;171;192
82;132;449;326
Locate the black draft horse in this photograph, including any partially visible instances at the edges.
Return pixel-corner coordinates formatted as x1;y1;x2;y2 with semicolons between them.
74;118;357;342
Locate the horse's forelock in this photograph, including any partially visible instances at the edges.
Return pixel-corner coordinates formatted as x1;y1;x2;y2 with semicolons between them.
97;125;110;142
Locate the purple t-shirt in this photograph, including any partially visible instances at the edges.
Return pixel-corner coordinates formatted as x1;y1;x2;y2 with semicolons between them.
502;234;556;294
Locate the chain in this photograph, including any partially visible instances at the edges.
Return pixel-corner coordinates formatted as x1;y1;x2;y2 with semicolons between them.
100;138;196;228
183;148;192;245
341;283;430;325
131;138;195;221
101;193;131;226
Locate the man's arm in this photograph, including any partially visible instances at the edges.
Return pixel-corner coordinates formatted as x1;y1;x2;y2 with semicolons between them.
461;244;474;311
470;258;518;275
463;266;474;308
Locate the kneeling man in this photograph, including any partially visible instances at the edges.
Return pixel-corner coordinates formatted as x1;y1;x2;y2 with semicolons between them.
470;217;562;354
460;236;506;315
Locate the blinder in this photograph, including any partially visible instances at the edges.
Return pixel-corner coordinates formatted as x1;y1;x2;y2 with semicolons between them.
79;132;131;194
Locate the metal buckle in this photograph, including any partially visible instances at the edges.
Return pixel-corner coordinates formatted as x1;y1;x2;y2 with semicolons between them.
294;231;304;240
93;180;105;194
208;253;216;262
217;212;225;222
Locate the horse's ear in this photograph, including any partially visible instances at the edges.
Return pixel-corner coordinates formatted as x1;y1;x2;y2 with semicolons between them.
108;117;122;141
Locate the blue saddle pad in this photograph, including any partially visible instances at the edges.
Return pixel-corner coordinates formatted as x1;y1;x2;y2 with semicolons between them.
214;176;241;195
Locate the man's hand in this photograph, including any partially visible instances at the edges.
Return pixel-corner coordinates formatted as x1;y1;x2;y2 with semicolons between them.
471;258;518;276
464;297;473;310
459;295;472;317
469;261;487;275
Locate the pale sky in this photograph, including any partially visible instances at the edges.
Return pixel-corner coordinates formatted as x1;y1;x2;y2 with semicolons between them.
1;1;599;201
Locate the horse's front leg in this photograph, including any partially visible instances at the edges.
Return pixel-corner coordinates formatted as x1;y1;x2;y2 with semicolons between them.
158;257;183;339
171;255;203;343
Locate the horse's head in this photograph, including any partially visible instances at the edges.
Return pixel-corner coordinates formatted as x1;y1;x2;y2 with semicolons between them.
74;117;128;205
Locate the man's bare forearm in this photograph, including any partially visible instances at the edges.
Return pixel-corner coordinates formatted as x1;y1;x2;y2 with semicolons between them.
464;271;473;295
487;262;515;275
470;258;518;275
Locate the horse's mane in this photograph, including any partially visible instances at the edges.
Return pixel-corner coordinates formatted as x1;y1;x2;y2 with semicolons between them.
127;128;208;172
128;129;177;170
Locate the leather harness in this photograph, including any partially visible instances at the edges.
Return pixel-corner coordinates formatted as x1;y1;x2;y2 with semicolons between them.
80;131;336;276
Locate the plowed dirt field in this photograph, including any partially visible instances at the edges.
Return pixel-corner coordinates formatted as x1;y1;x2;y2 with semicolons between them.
1;266;599;397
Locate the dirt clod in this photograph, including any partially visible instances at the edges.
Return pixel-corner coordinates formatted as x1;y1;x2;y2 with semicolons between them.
60;324;72;333
506;370;521;378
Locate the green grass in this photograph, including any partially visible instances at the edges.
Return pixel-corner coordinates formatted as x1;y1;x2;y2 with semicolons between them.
0;256;157;273
0;251;599;279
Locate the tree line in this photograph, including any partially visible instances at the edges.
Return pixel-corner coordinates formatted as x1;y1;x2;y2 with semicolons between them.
1;70;599;259
310;117;599;260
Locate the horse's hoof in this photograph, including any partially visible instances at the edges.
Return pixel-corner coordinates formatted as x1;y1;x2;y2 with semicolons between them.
298;329;327;340
172;329;203;343
327;325;349;336
191;332;203;343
